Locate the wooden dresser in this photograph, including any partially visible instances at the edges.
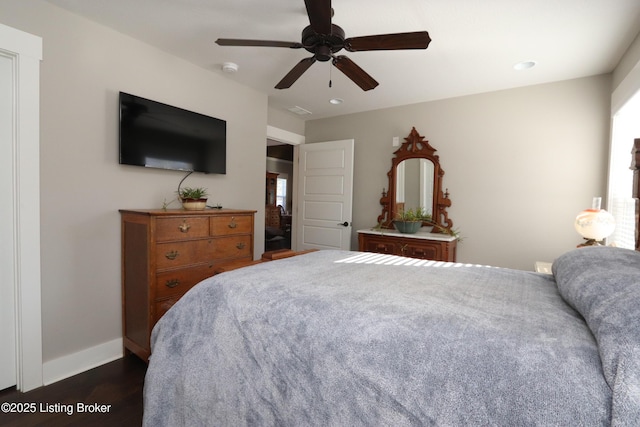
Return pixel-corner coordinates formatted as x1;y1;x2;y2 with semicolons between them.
120;208;256;361
358;229;457;262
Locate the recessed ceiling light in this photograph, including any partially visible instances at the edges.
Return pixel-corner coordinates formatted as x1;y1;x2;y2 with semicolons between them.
513;60;537;71
329;98;343;105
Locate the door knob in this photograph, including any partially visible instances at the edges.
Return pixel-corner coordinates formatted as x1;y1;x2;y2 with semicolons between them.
338;221;350;227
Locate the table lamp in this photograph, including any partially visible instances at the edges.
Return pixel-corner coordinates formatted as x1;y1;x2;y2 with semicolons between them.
574;197;615;247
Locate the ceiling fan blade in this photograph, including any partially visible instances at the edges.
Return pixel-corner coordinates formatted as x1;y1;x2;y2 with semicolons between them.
345;31;431;52
332;55;379;91
304;0;332;35
216;38;303;49
275;57;317;89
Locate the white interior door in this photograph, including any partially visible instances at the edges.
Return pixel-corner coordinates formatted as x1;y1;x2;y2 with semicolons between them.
0;51;16;391
0;23;43;392
295;139;354;250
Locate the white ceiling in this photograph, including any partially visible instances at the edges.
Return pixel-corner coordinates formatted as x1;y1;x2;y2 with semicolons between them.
46;0;640;121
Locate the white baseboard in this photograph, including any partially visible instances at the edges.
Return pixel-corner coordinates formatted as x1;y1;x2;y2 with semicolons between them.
42;338;124;386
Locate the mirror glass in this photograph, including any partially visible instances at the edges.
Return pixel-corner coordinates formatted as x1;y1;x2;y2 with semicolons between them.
394;158;435;217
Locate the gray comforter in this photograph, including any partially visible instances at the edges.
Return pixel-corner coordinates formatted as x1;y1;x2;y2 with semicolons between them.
143;247;640;426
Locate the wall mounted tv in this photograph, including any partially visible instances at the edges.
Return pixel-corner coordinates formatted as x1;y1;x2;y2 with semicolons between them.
119;92;226;174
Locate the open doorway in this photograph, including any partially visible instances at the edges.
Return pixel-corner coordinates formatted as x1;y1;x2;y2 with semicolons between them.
265;141;294;251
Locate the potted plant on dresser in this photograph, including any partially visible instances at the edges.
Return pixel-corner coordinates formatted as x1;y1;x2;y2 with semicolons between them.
178;187;208;211
392;207;432;234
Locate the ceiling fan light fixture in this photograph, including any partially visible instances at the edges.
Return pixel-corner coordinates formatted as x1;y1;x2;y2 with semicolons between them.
513;60;537;71
222;62;239;73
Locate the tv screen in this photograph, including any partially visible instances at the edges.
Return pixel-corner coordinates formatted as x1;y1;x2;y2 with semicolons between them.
119;92;226;174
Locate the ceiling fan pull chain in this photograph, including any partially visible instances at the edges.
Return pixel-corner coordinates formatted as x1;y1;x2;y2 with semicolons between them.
329;62;332;88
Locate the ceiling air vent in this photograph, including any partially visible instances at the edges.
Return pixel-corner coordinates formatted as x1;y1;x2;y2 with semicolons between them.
287;105;312;116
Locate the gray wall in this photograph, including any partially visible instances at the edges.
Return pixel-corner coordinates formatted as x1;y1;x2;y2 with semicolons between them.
268;106;305;136
2;1;268;364
305;75;612;270
613;29;640;91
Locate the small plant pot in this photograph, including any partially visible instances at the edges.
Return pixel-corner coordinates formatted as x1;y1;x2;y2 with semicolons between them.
181;198;207;211
392;220;423;234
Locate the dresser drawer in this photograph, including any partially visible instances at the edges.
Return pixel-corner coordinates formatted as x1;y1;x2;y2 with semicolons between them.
155;263;216;299
213;235;252;259
360;236;396;254
210;215;252;236
156;239;214;269
401;243;440;260
156;217;209;242
358;230;456;263
154;297;179;324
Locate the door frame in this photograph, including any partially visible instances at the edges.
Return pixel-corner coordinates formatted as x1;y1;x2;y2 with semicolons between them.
0;23;43;392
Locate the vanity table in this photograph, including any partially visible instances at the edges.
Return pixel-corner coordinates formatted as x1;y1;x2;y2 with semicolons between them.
358;228;457;261
362;126;457;262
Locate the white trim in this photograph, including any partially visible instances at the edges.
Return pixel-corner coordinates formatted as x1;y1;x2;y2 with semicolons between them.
266;156;293;166
266;125;305;145
43;339;123;386
0;23;43;392
0;25;41;58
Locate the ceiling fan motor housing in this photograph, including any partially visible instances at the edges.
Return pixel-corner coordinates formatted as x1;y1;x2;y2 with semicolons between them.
302;24;345;61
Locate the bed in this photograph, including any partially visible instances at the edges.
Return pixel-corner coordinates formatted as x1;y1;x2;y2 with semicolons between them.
143;246;640;426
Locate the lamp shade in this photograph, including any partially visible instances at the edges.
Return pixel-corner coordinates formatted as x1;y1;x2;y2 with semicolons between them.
574;207;615;241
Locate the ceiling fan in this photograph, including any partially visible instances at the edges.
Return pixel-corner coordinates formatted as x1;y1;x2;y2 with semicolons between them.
215;0;431;91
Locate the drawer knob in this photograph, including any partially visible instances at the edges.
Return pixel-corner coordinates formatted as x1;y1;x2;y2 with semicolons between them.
165;279;180;288
178;220;191;233
165;250;179;260
236;242;246;250
228;217;237;229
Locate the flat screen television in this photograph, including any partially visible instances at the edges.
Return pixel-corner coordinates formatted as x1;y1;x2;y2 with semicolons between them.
119;92;226;174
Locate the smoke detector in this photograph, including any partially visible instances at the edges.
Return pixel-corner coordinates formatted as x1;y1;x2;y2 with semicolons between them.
222;62;238;73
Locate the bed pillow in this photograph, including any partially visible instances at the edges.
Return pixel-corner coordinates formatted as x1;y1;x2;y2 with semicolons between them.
552;246;640;425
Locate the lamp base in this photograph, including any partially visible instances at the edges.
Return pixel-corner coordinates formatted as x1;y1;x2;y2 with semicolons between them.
577;238;605;248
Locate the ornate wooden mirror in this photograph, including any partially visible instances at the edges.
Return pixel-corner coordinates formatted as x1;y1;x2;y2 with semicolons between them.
378;127;454;233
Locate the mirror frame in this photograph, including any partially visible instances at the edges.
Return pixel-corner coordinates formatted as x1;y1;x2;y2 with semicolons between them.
378;127;453;232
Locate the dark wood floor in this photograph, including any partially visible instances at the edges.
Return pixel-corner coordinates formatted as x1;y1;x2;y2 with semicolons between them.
0;355;147;427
